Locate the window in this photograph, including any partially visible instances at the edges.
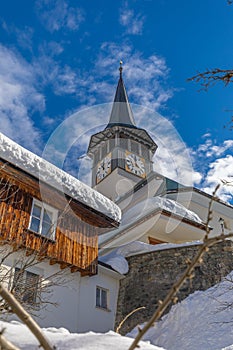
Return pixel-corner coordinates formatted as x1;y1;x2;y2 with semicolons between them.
12;268;40;304
96;286;108;310
29;199;57;240
141;144;150;159
130;140;140;155
148;236;167;245
101;142;108;158
119;137;128;150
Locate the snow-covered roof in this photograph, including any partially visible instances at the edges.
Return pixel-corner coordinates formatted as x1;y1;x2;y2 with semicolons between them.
123;197;203;224
99;197;204;248
0;132;121;223
100;240;202;274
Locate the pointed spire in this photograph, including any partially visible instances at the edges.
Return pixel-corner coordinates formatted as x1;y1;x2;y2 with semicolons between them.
106;61;136;128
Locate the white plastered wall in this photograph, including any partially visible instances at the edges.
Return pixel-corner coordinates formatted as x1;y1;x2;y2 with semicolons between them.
167;191;233;237
77;264;123;332
0;247;122;333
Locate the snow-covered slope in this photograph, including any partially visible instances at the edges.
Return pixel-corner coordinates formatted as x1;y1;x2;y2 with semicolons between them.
2;273;233;349
0;132;121;223
0;320;164;350
128;272;233;350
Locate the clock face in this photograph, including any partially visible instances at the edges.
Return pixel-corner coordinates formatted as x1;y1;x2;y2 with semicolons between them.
96;155;111;183
125;153;146;178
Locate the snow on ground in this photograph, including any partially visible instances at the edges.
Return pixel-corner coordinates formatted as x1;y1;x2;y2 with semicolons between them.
0;320;164;350
128;272;233;350
2;273;233;349
0;132;121;223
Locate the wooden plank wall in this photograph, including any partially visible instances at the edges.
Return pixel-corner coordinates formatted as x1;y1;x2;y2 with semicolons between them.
0;167;99;275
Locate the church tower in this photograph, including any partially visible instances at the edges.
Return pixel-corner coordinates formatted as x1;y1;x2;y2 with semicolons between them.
87;63;157;201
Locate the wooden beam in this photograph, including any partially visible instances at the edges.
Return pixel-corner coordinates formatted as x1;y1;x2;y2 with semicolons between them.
25;249;33;257
60;262;68;270
49;259;57;265
37;255;46;262
80;270;92;277
70;266;79;273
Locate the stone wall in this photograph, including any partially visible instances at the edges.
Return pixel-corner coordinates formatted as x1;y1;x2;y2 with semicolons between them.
115;240;233;335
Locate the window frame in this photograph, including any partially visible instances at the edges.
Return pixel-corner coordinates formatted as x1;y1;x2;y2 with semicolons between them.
28;199;58;241
96;286;110;311
12;267;41;305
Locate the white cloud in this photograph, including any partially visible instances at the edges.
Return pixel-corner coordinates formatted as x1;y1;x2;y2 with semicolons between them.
36;0;84;33
135;107;202;186
119;5;145;35
1;22;34;52
201;155;233;202
39;41;64;57
192;138;233;203
0;44;44;152
91;42;173;111
196;137;233;158
32;50;78;95
202;132;212;139
38;42;174;110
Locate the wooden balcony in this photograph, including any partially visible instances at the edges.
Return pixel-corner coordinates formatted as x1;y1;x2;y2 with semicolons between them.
0;160;117;276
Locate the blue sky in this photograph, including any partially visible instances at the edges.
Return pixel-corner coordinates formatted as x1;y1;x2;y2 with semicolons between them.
0;0;233;202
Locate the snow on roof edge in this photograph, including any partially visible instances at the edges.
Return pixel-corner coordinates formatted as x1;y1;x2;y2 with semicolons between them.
0;132;121;223
99;196;204;249
99;240;203;274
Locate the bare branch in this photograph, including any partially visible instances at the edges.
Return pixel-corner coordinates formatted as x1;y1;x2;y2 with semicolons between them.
116;306;146;334
0;283;55;350
0;328;20;350
188;68;233;90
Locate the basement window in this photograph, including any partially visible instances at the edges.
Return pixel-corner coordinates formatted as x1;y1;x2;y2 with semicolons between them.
29;199;58;240
12;268;40;304
96;286;109;310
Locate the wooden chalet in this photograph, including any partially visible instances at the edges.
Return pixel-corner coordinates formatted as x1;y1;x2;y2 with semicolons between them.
0;134;120;277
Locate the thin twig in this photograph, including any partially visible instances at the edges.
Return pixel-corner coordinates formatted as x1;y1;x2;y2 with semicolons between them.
116;306;146;334
0;329;20;350
188;68;233;90
0;284;55;350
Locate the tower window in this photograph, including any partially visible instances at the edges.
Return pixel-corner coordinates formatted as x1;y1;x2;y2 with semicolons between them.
141;144;150;159
102;143;108;158
93;150;100;164
109;137;115;151
130;140;139;154
119;138;128;149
